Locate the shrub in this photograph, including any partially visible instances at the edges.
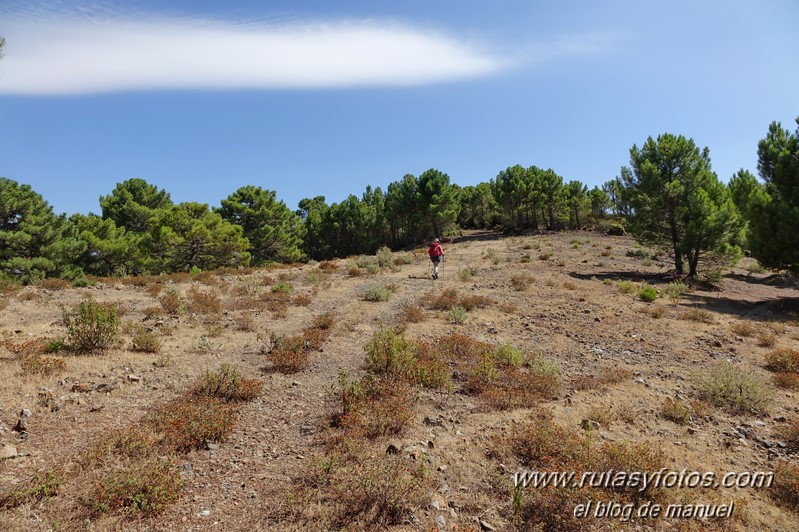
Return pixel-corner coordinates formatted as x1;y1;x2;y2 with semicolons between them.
375;246;393;268
187;287;222;314
457;267;476;281
365;329;415;378
645;305;666;318
606;222;625;236
663;281;689;301
193;364;263;402
527;355;560;377
757;332;778;348
318;261;338;272
493;344;524;367
774;372;799;390
695;362;774;415
159;286;184;314
510;274;533;291
660;398;694;425
679;308;714;324
779;420;799;452
268;348;310;374
570;368;631;391
429;288;459;310
62;298;120;354
347;265;362;277
771;461;799;513
399;305;425;323
563;281;576;290
448;306;468;324
393;253;414;265
538;253;551;261
766;349;799;372
638;285;657;302
363;285;391;302
81;457;182;516
324;454;426;527
20;355;67;376
459;295;492;311
272;283;294;295
149;397;237;452
617;281;633;294
131;329;161;353
730;321;759;337
0;468;63;509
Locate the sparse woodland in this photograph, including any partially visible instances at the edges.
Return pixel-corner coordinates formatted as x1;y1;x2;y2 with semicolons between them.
0;118;798;530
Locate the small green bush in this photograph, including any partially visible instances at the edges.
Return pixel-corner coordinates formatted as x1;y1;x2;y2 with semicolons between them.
663;281;689;301
62;298;120;354
365;329;415;378
193;364;263;402
527;355;560;378
81;457;182;516
131;330;161;353
695;362;774;415
272;283;294;295
617;281;633;294
448;306;468;324
638;285;657;302
375;246;393;268
492;344;523;367
765;349;799;373
363;286;391;302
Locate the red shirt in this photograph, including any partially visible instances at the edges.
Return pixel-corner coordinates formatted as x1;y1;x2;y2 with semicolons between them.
428;243;444;257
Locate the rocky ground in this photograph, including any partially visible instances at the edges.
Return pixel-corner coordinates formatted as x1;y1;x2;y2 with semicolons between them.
1;230;799;531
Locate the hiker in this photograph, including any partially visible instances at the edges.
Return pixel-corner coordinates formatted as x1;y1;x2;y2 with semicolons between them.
428;238;444;279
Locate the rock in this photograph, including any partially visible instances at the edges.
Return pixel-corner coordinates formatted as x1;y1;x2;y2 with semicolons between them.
205;442;220;451
198;509;211;517
424;416;441;426
775;416;788;423
581;419;601;431
0;444;18;459
299;425;315;435
386;443;401;455
634;377;646;385
72;383;97;393
177;462;194;480
19;409;32;418
127;374;141;383
479;519;497;531
12;418;28;432
435;515;446;529
96;383;117;393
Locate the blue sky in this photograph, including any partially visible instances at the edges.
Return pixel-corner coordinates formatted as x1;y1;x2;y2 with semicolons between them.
1;0;796;216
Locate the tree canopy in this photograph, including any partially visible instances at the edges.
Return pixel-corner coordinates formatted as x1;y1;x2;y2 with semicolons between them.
100;178;173;233
619;133;742;277
217;185;305;264
731;117;799;274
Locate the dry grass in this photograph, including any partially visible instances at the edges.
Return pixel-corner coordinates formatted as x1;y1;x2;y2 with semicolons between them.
19;354;67;376
510;274;534;291
765;348;799;372
757;332;778;348
731;321;759;337
771;461;799;513
679;308;715;324
570;368;632;391
399;305;425;324
187;287;222;315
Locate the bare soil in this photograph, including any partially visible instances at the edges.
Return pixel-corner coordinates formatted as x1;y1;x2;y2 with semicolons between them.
2;230;799;531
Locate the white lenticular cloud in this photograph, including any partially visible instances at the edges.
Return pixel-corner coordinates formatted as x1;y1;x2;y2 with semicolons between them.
0;13;509;95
